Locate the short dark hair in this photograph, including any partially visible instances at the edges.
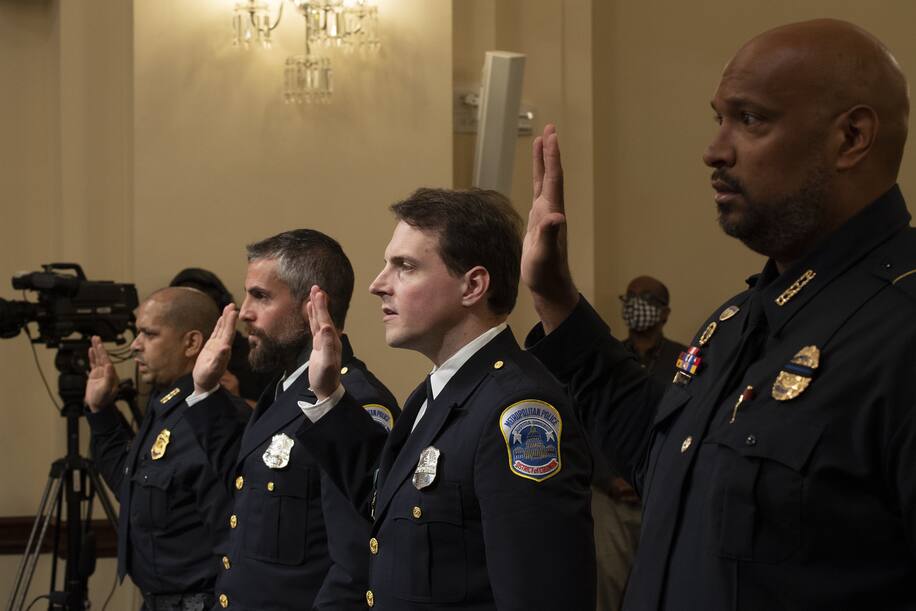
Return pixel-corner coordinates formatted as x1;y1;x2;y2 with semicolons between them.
391;188;522;315
246;229;354;329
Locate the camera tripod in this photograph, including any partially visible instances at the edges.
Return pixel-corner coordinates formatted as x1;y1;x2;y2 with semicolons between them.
6;341;135;611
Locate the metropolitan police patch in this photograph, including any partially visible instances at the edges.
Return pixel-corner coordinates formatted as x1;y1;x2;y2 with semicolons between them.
499;400;562;482
363;404;394;432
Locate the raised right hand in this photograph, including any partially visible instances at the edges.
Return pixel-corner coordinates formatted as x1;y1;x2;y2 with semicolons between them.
306;285;342;402
521;124;579;332
85;336;120;412
193;304;237;395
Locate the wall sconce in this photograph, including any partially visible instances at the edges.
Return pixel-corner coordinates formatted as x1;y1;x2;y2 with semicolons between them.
233;1;284;49
293;0;381;51
232;0;380;104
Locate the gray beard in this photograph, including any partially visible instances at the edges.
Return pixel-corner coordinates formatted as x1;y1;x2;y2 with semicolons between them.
716;165;830;261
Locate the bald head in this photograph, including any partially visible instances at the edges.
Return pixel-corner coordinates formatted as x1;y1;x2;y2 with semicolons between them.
706;20;910;266
145;286;220;338
732;19;908;180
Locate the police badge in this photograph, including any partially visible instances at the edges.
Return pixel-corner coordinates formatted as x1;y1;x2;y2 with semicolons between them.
499;400;562;482
263;433;295;469
772;345;820;401
150;429;171;460
412;446;440;490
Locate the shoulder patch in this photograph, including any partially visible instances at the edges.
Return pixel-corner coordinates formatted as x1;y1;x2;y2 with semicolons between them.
499;400;562;482
363;404;394;433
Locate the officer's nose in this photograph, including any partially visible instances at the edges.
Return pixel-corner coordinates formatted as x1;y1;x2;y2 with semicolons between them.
239;295;254;322
369;267;391;298
703;124;735;169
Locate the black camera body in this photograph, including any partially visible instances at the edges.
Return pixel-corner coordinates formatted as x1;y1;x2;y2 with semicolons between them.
0;263;138;346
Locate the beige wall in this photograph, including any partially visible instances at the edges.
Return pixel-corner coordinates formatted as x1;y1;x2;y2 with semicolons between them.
1;0;452;605
453;0;596;336
131;0;452;399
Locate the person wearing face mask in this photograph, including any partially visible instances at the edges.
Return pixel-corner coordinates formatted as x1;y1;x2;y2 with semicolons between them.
587;277;687;610
619;276;686;385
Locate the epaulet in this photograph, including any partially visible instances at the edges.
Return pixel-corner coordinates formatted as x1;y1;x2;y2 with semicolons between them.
876;227;916;304
891;267;916;302
486;355;530;395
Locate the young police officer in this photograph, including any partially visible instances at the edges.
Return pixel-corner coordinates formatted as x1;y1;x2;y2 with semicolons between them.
299;189;596;610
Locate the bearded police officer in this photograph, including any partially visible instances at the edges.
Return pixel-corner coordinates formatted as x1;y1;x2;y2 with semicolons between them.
522;19;916;611
86;287;243;611
190;229;398;610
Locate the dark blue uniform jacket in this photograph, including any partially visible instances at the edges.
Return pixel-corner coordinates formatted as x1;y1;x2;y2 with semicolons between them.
299;327;596;611
203;336;398;611
88;374;241;595
526;186;916;610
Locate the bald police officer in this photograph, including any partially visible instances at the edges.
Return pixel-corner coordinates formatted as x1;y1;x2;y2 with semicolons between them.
522;19;916;611
87;287;244;611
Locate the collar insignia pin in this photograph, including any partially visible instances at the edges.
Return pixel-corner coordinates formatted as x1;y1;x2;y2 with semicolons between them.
719;305;740;321
775;269;817;306
160;388;180;404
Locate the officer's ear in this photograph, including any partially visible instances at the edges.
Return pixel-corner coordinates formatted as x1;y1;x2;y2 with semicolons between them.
184;329;206;359
460;266;490;308
660;306;671;325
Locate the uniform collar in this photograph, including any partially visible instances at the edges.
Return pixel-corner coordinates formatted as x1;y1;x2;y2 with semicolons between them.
752;184;911;337
428;323;507;400
150;373;195;417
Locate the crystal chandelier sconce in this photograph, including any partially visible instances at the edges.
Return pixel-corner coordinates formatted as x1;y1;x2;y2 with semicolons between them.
231;0;379;103
233;1;284;49
294;0;381;51
284;55;333;104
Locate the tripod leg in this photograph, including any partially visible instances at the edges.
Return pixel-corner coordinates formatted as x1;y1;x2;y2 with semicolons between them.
6;472;63;611
86;467;118;531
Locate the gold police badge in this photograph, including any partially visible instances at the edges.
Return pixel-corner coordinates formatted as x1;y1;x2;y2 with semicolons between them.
150;429;171;460
772;345;820;401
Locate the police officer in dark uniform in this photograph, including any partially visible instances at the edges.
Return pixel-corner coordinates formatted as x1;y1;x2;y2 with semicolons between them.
189;230;398;610
521;20;916;610
86;287;244;611
298;189;596;610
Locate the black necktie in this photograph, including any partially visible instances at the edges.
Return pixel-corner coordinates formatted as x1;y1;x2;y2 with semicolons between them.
425;374;435;411
379;375;430;478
